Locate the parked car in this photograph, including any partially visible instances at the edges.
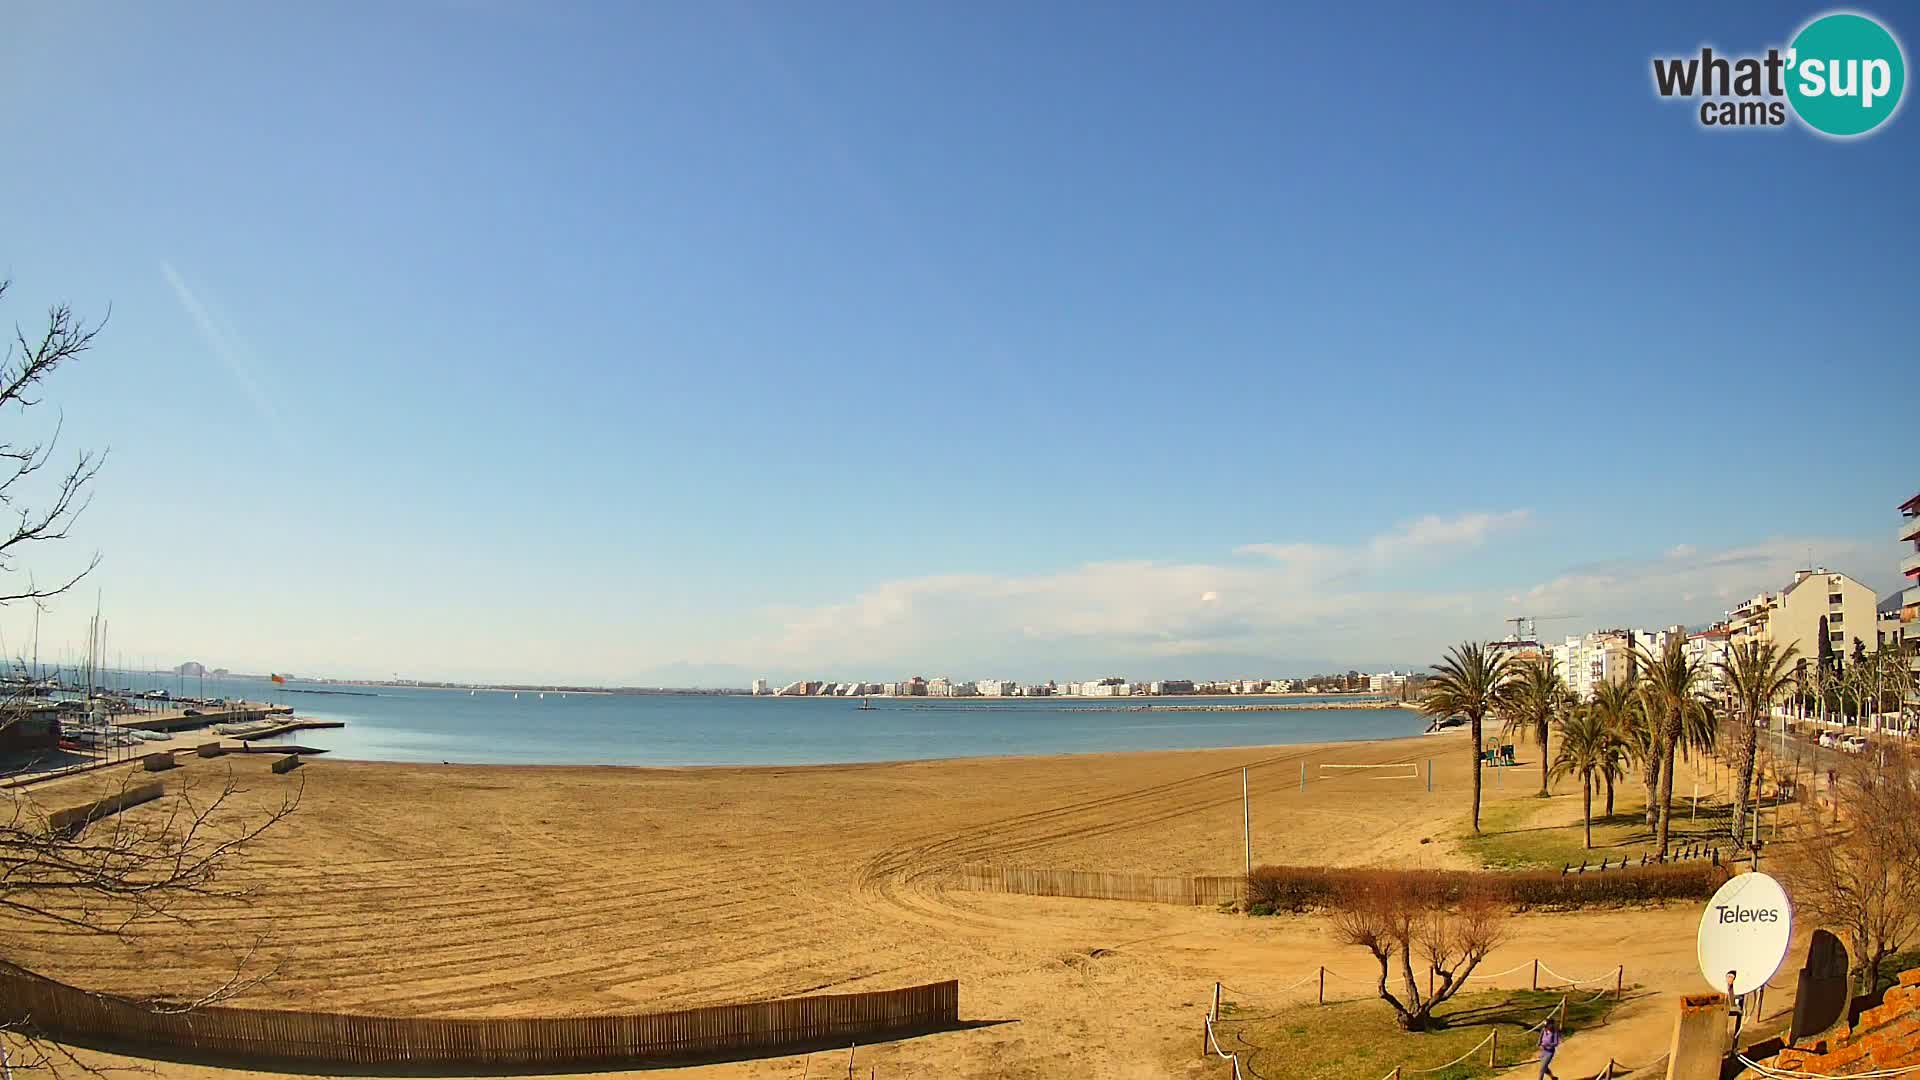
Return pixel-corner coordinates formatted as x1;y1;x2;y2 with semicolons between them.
1841;734;1868;754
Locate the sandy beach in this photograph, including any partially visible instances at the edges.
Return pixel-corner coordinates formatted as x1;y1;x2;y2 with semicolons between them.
3;732;1739;1079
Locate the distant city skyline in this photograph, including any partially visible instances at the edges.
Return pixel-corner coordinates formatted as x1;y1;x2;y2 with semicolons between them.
0;3;1912;685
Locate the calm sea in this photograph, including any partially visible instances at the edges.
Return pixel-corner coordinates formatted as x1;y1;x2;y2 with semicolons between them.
94;672;1423;766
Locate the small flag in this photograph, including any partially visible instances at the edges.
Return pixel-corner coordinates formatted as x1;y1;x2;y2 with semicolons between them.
270;673;286;685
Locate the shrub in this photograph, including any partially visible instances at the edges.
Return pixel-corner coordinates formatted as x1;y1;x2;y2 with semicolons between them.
1245;860;1725;914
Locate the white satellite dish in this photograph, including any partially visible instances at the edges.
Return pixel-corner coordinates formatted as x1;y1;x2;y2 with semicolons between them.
1697;872;1793;997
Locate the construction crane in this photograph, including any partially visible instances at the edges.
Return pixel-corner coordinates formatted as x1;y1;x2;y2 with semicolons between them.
1504;614;1580;643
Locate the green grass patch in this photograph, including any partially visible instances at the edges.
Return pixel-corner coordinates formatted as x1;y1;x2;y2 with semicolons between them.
1461;776;1756;871
1210;987;1627;1080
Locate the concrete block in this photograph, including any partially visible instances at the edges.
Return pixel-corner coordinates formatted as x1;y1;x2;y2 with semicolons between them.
1665;993;1728;1080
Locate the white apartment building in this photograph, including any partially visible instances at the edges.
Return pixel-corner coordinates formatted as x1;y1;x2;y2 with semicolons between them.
1727;567;1881;663
976;679;1015;697
1367;671;1409;694
1685;629;1731;688
750;678;768;696
1547;627;1683;701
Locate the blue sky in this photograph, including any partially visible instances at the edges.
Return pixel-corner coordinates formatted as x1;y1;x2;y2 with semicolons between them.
1;2;1913;685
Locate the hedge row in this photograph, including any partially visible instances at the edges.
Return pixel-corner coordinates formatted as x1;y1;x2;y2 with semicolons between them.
1244;860;1727;914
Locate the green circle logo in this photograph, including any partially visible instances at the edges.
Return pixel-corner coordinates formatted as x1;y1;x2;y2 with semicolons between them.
1787;12;1906;136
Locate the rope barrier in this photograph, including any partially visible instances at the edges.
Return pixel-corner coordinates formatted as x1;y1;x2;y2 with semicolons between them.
1476;961;1540;980
1202;1014;1249;1080
1200;964;1628;1080
1405;1032;1495;1074
1217;970;1322;1000
1537;962;1625;987
1515;995;1570;1035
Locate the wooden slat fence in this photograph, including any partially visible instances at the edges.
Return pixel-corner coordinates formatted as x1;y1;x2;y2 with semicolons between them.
960;864;1243;906
0;962;958;1068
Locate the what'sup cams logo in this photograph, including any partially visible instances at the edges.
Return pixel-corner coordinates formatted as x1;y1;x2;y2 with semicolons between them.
1653;11;1906;137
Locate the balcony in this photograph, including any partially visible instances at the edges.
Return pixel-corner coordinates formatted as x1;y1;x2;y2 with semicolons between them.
1905;517;1920;543
1905;550;1920;578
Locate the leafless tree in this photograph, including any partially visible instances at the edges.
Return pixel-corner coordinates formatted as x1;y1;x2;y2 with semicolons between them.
1;279;107;610
0;767;301;1073
1779;746;1920;993
1327;873;1509;1031
0;279;299;1074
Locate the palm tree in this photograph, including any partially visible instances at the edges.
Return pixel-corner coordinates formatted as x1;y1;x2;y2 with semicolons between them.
1551;706;1615;849
1420;642;1517;834
1719;640;1799;849
1636;637;1712;856
1499;653;1565;798
1587;678;1642;818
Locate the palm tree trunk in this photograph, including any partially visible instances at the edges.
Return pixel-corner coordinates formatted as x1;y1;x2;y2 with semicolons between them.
1470;716;1484;834
1643;750;1660;829
1583;774;1593;848
1656;728;1678;856
1733;706;1758;848
1538;719;1550;797
1604;769;1615;817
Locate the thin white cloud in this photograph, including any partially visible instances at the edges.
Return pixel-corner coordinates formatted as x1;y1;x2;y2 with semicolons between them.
1507;536;1895;631
160;261;292;448
702;524;1893;682
1236;509;1533;574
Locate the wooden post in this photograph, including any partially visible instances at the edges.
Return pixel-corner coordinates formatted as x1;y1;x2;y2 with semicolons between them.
1426;759;1433;793
1532;959;1539;991
1489;1028;1499;1068
1300;760;1306;792
1212;982;1221;1021
847;1043;855;1080
1318;966;1325;1005
1616;965;1624;995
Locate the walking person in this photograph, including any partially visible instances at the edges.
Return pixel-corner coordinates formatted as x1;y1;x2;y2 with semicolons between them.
1537;1016;1562;1080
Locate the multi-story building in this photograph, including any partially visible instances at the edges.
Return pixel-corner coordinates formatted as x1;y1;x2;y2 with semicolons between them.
1901;492;1920;708
1549;632;1627;701
1545;627;1684;700
750;678;768;696
1728;592;1777;646
1686;627;1732;688
976;679;1015;697
1367;671;1410;695
1725;567;1881;664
